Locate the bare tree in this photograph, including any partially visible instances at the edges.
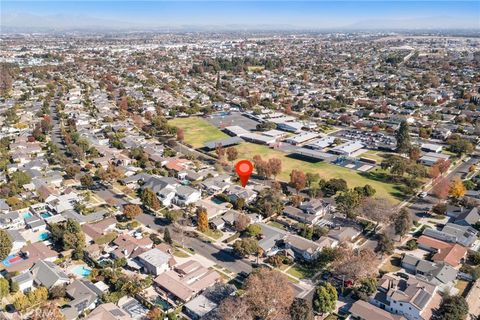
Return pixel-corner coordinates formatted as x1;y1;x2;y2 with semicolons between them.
216;297;253;320
359;197;396;232
331;245;378;283
244;269;294;320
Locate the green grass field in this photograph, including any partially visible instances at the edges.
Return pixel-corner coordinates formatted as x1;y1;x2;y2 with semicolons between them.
169;117;229;148
169;117;403;203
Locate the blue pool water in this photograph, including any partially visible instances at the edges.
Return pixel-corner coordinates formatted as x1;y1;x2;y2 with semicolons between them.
153;296;171;311
40;212;52;219
38;232;50;241
73;266;92;277
23;212;32;219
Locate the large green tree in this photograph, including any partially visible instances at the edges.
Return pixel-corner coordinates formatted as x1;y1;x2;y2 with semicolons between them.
290;298;314;320
396;120;412;154
0;229;12;260
313;282;337;314
436;295;469;320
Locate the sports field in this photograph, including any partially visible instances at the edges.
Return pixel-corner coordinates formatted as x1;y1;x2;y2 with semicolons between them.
169;117;229;148
169;117;403;203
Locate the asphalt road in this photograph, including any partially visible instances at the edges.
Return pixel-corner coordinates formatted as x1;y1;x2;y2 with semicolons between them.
136;213;252;274
50;103;66;152
409;156;478;217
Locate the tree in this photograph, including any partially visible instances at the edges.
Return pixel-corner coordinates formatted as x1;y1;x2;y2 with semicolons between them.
376;233;394;256
394;208;413;240
197;208;209;232
289;169;306;193
123;204;142;220
49;285;66;299
0;229;13;260
322;178;348;196
163;228;172;244
468;251;480;265
359;197;394;232
268;158;282;180
216;296;253;320
146;307;164;320
10;170;31;186
233;238;259;257
176;128;184;142
356;277;377;300
234;214;251;232
80;173;94;188
396;120;411;154
290;298;314;320
336;189;362;219
245;224;262;237
226;147;238;162
253;155;271;179
255;188;284;217
30;303;65;320
449;177;466;198
313;282;337;314
215;143;225;160
0;278;9;298
409;146;421;161
165;210;182;223
429;164;441;179
141;188;161;211
435;295;469;320
65;164;80;178
406;239;418;250
243;269;294;320
436;159;451;174
13;293;29;311
331;246;377;282
432;178;450;200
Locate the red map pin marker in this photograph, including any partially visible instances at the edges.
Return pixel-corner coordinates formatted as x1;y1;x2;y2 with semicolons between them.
235;160;254;187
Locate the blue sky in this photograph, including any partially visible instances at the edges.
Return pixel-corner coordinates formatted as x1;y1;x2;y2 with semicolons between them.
2;1;479;29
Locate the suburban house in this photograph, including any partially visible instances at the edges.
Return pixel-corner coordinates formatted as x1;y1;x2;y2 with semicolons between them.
401;254;457;290
30;260;70;289
85;303;131;320
0;211;24;230
62;279;104;320
423;223;478;247
282;234;337;262
417;235;468;268
154;260;220;303
349;300;406;320
225;185;257;203
11;272;34;293
371;274;442;320
135;248;174;276
4;243;58;273
174;185;202;206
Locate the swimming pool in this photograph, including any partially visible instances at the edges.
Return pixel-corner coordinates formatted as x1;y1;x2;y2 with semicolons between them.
23;212;32;219
73;265;92;277
2;253;27;267
153;296;171;311
40;212;52;219
38;232;50;241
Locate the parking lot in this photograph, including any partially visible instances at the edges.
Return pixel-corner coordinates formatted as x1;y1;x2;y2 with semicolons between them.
207;112;259;131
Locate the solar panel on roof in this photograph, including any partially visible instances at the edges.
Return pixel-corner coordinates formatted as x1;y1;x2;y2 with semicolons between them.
413;290;431;308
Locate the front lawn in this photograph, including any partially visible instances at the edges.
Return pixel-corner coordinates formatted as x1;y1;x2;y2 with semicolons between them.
203;229;224;240
286;263;317;279
380;254;402;273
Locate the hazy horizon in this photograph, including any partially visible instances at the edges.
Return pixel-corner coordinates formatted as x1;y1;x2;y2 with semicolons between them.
1;1;479;32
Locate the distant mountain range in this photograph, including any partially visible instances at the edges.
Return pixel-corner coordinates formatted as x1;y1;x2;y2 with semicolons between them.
1;12;479;33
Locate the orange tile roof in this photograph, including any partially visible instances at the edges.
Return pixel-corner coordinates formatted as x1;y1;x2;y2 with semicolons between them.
433;244;467;267
417;235;451;251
